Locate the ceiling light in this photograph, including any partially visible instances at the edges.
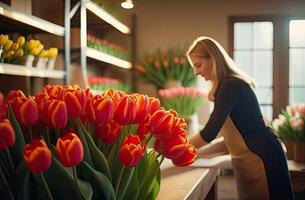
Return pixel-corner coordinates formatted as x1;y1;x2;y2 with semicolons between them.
121;0;134;9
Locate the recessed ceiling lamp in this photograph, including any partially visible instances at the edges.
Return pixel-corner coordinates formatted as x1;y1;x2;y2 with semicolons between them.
121;0;134;9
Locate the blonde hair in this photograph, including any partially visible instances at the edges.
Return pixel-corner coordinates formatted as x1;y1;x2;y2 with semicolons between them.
186;36;256;101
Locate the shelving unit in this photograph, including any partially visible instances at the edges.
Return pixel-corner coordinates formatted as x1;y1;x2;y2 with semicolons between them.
67;0;135;88
0;1;68;94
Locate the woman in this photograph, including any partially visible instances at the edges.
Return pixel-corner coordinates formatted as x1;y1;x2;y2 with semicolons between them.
187;36;294;200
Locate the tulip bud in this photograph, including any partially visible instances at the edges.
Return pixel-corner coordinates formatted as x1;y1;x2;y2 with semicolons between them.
118;135;144;167
63;85;87;118
0;119;15;151
44;100;68;129
17;36;25;47
56;133;84;167
154;134;188;159
113;95;137;125
172;144;197;166
23;140;51;173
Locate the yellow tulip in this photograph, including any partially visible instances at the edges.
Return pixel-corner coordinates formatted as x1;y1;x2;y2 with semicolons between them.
4;40;13;51
3;50;14;58
27;39;36;50
10;43;19;51
14;48;24;58
17;36;25;47
49;48;58;58
0;34;9;46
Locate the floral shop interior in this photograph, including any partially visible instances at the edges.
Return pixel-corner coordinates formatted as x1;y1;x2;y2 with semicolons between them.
0;0;305;200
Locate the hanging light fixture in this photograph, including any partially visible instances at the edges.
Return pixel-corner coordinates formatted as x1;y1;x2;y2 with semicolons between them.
121;0;134;9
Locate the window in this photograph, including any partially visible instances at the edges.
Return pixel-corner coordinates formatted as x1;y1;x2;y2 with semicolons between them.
230;16;305;119
233;21;273;119
289;20;305;103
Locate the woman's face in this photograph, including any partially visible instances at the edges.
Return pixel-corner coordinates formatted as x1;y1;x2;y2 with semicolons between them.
189;53;213;81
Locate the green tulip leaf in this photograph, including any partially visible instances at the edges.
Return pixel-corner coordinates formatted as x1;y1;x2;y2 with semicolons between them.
147;168;161;200
7;104;25;167
80;121;112;182
16;161;31;200
0;164;15;200
78;161;115;200
124;167;139;200
75;118;94;166
44;156;93;200
117;167;134;200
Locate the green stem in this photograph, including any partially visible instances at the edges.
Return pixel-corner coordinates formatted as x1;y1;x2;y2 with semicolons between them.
115;165;125;198
160;155;165;165
72;166;85;199
36;173;54;200
0;165;15;200
5;149;16;177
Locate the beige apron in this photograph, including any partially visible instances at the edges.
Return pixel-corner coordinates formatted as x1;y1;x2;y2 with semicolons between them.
221;117;270;200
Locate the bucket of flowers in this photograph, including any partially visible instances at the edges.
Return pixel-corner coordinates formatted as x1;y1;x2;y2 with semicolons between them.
273;104;305;163
0;84;196;200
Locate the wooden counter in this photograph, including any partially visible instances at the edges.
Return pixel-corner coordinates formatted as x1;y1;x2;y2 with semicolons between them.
157;159;219;200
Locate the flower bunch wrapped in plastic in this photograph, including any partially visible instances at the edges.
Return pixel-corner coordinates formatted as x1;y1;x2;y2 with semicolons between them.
0;84;196;200
88;76;130;93
159;87;206;117
272;104;305;141
136;49;197;88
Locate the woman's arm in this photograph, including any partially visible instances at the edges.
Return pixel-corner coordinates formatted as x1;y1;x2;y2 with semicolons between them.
196;136;228;158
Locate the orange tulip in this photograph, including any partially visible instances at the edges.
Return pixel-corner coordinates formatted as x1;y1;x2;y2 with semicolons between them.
56;133;84;167
23;140;51;173
147;109;175;138
86;95;115;126
172;144;197;166
43;85;64;100
113;95;137;125
95;121;123;144
118;135;144;167
136;115;150;141
102;89;125;106
20;97;39;126
0;119;15;151
6;90;26;124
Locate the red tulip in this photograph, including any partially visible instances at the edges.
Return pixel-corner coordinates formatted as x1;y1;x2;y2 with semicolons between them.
43;85;64;100
154;134;188;159
147;109;175;138
172;144;197;166
102;89;125;106
6;90;26;124
63;85;87;118
95;121;123;144
0;92;7;120
0;119;15;151
118;135;144;167
86;95;115;126
23;140;51;173
148;97;161;115
134;94;149;123
56;133;84;167
113;95;137;125
136;115;150;141
20;97;39;126
44;100;68;128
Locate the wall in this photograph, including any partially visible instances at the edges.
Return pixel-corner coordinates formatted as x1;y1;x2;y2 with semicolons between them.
132;0;305;124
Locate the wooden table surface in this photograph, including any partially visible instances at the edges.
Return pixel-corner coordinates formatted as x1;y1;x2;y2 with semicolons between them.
157;159;219;200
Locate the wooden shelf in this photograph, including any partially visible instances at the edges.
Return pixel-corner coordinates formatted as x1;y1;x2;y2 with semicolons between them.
0;2;65;36
86;48;132;69
0;63;66;79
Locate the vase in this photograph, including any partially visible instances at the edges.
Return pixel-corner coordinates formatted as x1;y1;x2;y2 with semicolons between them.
164;79;181;88
18;55;34;68
47;57;56;70
182;114;200;136
282;139;294;160
293;141;305;163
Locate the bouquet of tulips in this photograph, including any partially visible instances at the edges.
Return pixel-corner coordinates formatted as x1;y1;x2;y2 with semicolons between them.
159;87;206;117
272;104;305;141
88;76;130;93
136;48;197;88
0;84;196;200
